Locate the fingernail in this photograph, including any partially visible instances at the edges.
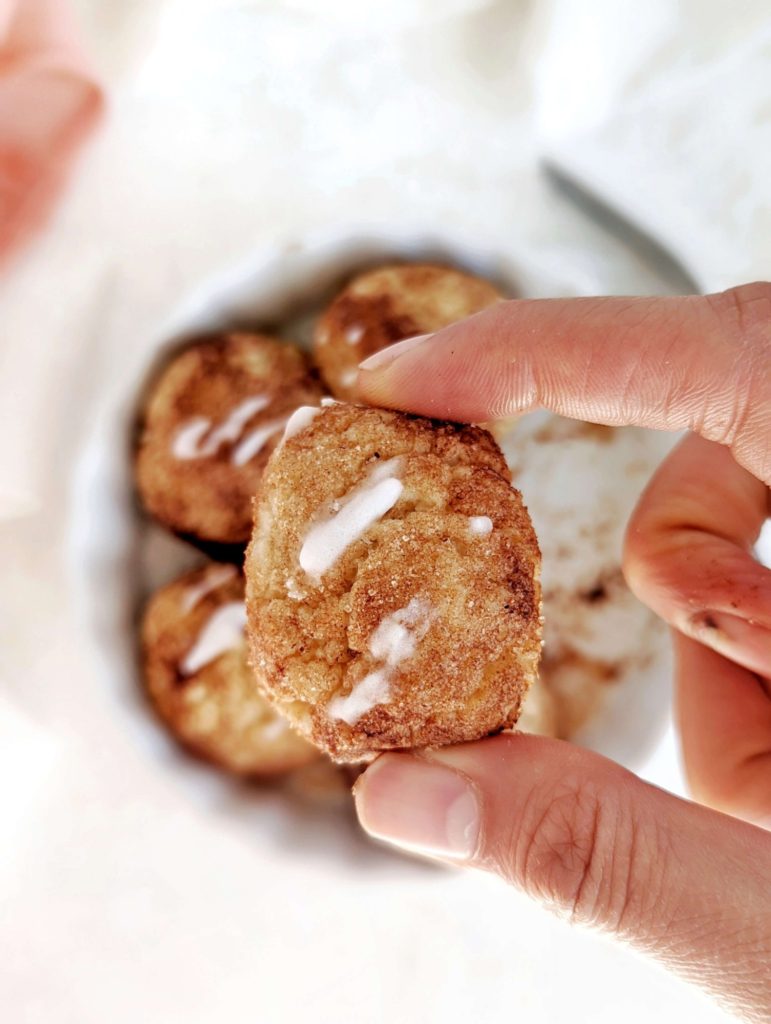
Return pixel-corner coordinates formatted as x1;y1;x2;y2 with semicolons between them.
691;611;771;675
354;753;480;860
358;333;433;371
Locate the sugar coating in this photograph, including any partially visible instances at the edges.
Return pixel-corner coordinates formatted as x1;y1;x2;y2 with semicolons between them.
468;515;493;537
181;601;247;675
299;458;403;583
181;563;238;613
172;395;270;460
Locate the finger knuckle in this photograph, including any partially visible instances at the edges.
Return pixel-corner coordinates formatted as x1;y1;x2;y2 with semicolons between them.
710;282;771;339
509;769;663;935
518;774;611;924
704;285;771;474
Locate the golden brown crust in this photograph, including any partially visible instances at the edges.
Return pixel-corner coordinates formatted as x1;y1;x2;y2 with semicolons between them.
245;405;542;762
135;333;323;545
313;264;502;401
141;563;319;775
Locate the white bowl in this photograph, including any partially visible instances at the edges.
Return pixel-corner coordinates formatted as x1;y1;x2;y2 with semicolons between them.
68;228;674;863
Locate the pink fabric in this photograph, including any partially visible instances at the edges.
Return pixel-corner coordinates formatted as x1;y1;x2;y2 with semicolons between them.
0;0;102;263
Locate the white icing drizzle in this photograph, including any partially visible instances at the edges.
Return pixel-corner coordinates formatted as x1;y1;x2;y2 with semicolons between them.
345;324;365;345
320;397;339;407
231;416;289;467
299;458;403;583
261;716;291;742
468;515;493;537
285;577;305;600
327;668;390;726
172;417;210;459
277;405;321;448
181;601;247;675
369;597;431;666
327;597;432;724
180;564;237;613
172;395;270;461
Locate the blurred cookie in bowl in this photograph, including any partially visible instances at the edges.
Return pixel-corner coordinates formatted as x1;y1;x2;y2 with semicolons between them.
313;263;502;401
498;412;672;751
135;332;323;547
515;679;558;737
141;563;319;776
540;570;664;739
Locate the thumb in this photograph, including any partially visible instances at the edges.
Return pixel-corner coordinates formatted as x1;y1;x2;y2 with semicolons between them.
354;735;771;1021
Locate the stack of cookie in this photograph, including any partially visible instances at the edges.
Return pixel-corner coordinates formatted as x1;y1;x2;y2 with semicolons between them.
135;263;546;779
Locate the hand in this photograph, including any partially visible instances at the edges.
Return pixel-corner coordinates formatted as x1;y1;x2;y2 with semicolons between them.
0;0;102;264
352;284;771;1023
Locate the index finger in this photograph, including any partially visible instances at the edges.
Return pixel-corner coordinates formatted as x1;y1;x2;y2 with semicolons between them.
358;284;771;486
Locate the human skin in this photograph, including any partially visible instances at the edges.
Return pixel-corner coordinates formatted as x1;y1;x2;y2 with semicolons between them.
0;0;103;263
352;283;771;1023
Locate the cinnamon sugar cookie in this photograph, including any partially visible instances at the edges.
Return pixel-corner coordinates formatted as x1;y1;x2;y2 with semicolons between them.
313;264;502;401
135;332;323;546
141;563;318;775
245;404;541;762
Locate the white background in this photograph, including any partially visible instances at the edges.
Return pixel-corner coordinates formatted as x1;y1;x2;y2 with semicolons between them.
2;2;770;1021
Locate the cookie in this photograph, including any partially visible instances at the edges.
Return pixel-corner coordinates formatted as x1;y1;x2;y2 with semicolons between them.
141;563;319;775
246;404;542;762
135;332;323;546
313;263;502;401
